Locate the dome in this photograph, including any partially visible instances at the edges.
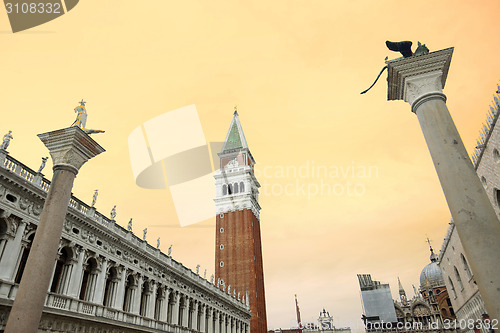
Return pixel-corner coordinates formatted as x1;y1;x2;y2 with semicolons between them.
420;261;444;287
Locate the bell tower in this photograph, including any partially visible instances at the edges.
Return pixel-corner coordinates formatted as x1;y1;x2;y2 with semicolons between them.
214;109;267;333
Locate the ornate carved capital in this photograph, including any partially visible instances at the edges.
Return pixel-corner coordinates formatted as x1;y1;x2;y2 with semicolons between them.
387;47;454;108
404;71;444;105
37;127;105;175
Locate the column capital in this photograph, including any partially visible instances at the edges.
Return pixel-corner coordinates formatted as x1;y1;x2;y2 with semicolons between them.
37;127;105;175
387;47;454;107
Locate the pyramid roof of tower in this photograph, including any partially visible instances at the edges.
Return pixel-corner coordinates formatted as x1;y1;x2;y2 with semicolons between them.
221;111;249;152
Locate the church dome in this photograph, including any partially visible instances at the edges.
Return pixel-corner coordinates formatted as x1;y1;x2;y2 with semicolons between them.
419;247;444;288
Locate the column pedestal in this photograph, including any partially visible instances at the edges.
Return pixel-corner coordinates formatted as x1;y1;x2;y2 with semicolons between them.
5;127;104;333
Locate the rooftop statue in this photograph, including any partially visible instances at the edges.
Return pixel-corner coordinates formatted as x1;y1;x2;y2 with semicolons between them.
1;131;13;151
361;41;429;95
91;189;98;207
128;218;133;232
110;205;117;220
37;157;48;173
71;100;105;134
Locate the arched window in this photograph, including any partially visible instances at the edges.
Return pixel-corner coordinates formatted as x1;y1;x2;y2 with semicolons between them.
234;183;239;193
240;182;244;192
454;266;464;290
123;274;135;312
50;247;71;294
79;257;98;301
461;253;472;280
15;233;35;284
228;184;233;195
222;185;227;195
103;266;118;307
448;277;457;298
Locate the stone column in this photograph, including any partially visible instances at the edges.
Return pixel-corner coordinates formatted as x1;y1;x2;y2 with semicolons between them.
387;47;500;321
5;127;104;333
93;257;108;304
215;311;220;333
131;274;143;315
182;297;190;327
172;292;180;325
146;281;157;318
66;247;85;298
192;300;199;330
200;304;206;333
0;219;26;281
161;287;170;322
113;266;126;310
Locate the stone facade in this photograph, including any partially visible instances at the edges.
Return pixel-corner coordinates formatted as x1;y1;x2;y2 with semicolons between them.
437;85;500;333
0;148;251;332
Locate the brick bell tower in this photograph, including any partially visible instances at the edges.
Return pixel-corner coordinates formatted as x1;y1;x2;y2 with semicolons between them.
215;109;267;333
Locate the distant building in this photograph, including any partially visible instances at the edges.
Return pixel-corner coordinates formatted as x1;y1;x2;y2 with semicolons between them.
357;274;397;329
268;308;351;333
437;85;500;333
358;255;456;333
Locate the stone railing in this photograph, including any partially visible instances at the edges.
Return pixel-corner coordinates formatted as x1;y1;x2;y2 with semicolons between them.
45;292;192;332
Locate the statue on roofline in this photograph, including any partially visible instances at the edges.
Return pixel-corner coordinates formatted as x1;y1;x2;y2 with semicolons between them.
1;131;13;151
37;157;48;173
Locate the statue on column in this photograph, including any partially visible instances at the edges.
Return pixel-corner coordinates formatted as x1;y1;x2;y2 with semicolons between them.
157;237;160;249
72;100;88;129
110;205;117;220
196;264;200;275
127;218;133;232
71;100;104;135
37;157;48;173
91;190;98;207
143;228;147;241
1;130;13;151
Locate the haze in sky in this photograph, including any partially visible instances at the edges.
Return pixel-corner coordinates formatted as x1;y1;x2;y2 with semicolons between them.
1;0;500;330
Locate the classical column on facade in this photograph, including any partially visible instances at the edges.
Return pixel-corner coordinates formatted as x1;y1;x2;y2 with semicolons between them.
93;257;108;304
215;311;221;333
172;291;181;325
131;274;143;315
156;285;166;321
113;266;126;310
146;280;157;319
192;300;199;330
182;296;190;327
207;307;214;333
0;218;26;282
66;246;85;298
386;47;500;321
160;287;170;322
199;304;207;333
5;127;104;333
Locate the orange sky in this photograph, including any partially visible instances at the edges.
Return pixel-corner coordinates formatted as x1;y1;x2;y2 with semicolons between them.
1;0;500;330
